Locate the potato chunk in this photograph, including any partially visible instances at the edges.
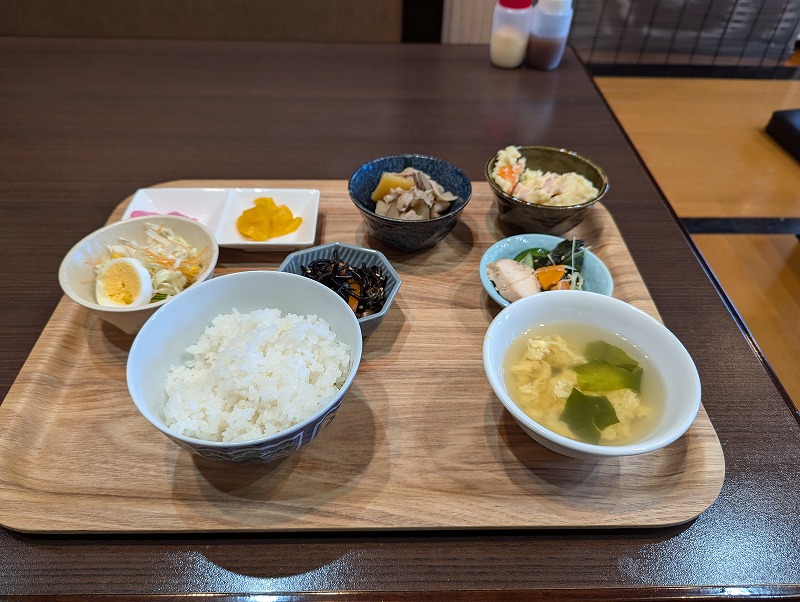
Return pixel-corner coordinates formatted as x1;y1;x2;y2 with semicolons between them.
370;172;414;201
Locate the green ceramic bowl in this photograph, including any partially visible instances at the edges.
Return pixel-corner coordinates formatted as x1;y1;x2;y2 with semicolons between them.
485;146;609;235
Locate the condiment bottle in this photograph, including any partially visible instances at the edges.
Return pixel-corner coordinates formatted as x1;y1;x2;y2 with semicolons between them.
490;0;533;69
527;0;573;71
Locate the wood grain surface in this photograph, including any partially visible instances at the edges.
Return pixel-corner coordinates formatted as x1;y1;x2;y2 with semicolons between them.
0;180;725;534
597;77;800;413
3;38;798;597
594;78;800;219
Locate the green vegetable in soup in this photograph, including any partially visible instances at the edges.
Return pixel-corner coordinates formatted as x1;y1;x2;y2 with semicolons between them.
505;334;655;446
574;341;643;392
560;389;620;444
574;360;643;393
585;340;639;372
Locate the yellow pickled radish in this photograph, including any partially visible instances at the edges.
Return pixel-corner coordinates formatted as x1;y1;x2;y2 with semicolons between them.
236;197;303;241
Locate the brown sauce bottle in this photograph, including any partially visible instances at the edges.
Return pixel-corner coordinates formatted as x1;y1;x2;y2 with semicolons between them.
527;35;567;71
526;0;572;71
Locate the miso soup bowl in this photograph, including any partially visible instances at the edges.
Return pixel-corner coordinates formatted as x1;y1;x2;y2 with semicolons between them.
483;290;701;459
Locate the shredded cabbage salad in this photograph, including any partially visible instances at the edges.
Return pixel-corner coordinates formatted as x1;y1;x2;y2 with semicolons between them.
97;222;209;302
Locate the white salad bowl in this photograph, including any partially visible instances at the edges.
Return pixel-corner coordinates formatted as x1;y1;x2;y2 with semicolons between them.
483;290;701;459
58;215;219;335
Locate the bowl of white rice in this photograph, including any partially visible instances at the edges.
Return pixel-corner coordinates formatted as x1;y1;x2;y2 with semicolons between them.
126;270;363;463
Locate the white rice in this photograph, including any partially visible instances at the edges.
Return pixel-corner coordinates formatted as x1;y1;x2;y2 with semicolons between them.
163;308;352;442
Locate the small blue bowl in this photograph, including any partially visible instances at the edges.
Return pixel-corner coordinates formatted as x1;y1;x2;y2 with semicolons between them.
279;242;401;337
348;154;472;252
479;234;613;307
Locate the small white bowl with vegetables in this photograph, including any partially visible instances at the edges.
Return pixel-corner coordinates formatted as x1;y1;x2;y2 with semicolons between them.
480;234;612;307
59;215;219;335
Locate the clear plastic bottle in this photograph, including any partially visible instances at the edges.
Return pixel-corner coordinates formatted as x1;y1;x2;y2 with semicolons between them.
527;0;573;71
490;0;533;69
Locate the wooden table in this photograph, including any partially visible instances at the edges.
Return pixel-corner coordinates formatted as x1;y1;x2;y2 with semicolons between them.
0;38;798;599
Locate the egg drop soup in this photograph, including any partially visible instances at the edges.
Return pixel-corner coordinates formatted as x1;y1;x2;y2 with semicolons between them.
503;321;665;446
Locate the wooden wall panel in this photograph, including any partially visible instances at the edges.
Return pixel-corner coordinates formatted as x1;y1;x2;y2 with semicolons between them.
441;0;493;44
0;0;403;43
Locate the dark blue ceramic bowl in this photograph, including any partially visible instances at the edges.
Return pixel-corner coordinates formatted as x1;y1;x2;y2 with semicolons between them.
348;154;472;252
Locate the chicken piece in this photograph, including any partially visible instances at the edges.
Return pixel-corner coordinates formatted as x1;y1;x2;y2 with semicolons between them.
486;258;541;302
431;199;450;217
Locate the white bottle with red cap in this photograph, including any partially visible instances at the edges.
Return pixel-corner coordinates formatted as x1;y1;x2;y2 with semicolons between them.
526;0;573;71
489;0;533;69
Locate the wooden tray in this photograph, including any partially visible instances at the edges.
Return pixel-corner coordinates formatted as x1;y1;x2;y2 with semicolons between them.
0;180;725;533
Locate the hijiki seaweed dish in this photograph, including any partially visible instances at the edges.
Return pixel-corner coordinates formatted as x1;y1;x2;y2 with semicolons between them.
301;251;387;318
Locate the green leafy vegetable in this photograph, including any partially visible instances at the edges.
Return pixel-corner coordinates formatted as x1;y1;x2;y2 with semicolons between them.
513;247;550;269
575;361;643;393
584;341;639;372
549;239;585;271
512;239;587;271
560;388;620;444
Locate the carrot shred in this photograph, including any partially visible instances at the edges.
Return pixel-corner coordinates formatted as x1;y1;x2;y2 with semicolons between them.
347;279;361;311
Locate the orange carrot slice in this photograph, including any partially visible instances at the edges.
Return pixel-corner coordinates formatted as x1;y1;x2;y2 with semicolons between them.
535;265;567;291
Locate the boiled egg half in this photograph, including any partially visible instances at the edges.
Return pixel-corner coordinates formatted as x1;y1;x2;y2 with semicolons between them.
95;257;154;307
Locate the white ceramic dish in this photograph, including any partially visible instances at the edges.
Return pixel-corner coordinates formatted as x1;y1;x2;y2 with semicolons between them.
483;290;701;459
58;215;219;335
123;187;320;251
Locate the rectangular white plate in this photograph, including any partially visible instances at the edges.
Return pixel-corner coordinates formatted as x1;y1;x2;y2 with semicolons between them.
123;187;320;251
